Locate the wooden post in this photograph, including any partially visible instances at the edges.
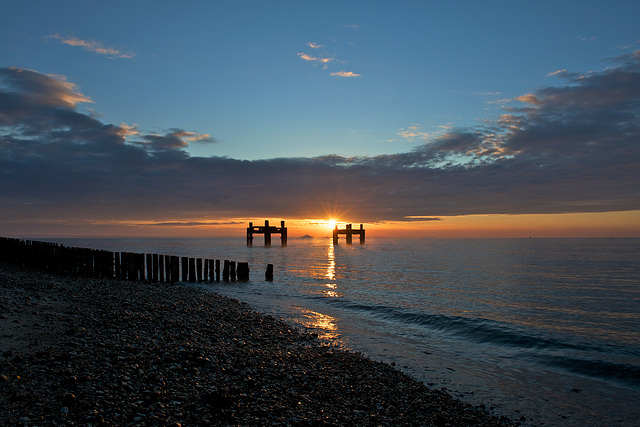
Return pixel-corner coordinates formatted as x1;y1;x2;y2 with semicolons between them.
281;220;287;247
188;258;196;283
346;223;353;245
146;254;153;282
264;220;272;247
203;258;208;283
237;262;250;281
223;260;230;282
115;252;121;279
171;256;180;283
137;253;146;281
265;264;274;281
216;259;221;282
120;252;126;280
105;251;114;278
333;225;339;245
247;222;254;247
152;254;159;282
230;261;236;282
197;258;203;282
159;255;165;282
181;257;188;282
165;255;173;282
127;252;133;280
360;224;365;244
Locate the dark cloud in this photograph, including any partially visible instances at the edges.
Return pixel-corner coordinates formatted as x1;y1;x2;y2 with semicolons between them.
147;221;245;227
1;53;639;229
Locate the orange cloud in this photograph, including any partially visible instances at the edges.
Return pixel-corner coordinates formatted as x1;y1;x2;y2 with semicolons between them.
515;93;542;105
298;52;334;69
547;69;567;77
46;34;135;59
397;124;429;142
330;71;360;77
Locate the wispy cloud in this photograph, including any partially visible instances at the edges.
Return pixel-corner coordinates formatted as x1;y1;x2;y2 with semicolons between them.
330;71;360;78
486;98;512;105
397;124;429;142
147;221;243;227
579;35;596;42
308;42;324;49
297;52;334;68
45;34;136;59
2;51;639;228
343;24;360;30
547;69;567;77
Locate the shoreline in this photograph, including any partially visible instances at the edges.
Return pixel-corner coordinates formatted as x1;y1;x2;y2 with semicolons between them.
1;263;515;426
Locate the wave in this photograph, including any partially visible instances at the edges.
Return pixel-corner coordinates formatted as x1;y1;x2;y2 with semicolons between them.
319;297;580;350
535;355;640;388
315;297;640;387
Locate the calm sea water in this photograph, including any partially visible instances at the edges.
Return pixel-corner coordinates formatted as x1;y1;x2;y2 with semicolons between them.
46;237;640;426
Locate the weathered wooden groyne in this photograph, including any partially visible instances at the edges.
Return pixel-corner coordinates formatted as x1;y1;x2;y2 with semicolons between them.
0;237;250;283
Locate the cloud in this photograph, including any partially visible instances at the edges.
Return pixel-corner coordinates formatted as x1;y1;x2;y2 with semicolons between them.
486;98;512;105
298;52;334;68
0;66;92;110
547;69;567;77
330;71;360;78
343;24;360;30
403;217;442;222
397;124;429;142
579;35;596;43
308;42;324;49
46;34;136;59
1;52;640;229
514;93;542;105
147;221;244;227
297;52;317;62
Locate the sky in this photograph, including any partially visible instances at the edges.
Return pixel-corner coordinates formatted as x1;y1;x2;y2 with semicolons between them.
1;0;639;238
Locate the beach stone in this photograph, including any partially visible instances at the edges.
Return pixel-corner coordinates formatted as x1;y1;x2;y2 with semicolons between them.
62;393;76;405
0;263;515;426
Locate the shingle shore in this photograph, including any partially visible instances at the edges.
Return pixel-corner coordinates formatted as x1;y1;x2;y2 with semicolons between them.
1;263;516;426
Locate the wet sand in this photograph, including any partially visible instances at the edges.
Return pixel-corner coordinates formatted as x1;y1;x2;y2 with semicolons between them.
1;263;515;426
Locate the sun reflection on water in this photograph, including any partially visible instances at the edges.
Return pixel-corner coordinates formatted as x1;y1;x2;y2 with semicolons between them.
326;242;335;280
325;242;339;297
293;307;339;341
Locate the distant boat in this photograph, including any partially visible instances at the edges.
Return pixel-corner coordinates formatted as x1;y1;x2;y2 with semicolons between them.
300;234;313;239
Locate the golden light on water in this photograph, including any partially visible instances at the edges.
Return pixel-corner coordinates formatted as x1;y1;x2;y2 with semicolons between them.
326;242;336;281
295;308;339;340
325;242;339;297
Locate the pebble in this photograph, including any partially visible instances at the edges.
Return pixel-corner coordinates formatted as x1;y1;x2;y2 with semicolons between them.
0;263;516;426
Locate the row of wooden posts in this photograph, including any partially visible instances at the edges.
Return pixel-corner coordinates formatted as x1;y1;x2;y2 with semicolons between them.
0;237;272;283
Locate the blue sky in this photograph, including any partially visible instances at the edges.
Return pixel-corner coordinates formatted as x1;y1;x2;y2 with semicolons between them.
4;0;638;160
1;1;640;236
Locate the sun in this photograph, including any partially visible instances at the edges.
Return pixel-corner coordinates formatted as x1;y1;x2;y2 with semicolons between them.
327;219;337;229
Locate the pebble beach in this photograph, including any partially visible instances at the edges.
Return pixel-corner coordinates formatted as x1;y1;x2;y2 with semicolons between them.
1;263;516;426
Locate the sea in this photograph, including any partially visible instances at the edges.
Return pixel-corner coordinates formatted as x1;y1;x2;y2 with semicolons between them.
42;236;640;426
